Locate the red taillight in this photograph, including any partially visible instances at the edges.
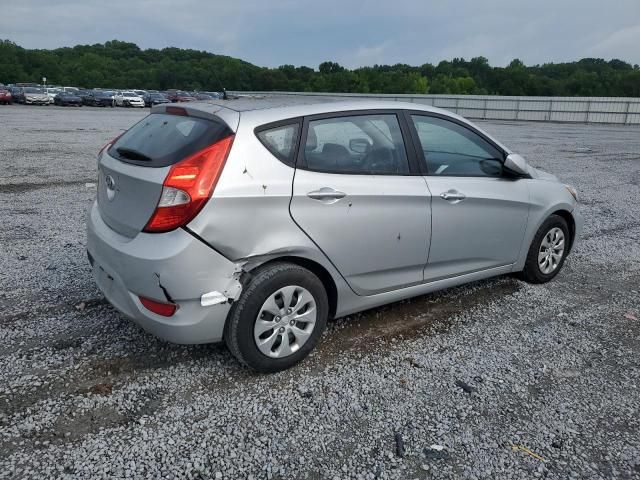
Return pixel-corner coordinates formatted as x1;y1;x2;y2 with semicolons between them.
98;132;124;156
143;135;235;233
139;296;177;317
166;106;187;116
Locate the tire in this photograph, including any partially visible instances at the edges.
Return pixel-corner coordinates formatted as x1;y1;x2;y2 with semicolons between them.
224;262;328;373
520;214;570;284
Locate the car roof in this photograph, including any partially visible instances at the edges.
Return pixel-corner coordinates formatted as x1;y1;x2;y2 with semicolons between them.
189;96;443;114
153;96;511;153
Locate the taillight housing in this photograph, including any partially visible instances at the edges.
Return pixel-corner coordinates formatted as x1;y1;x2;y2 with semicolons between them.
143;135;234;233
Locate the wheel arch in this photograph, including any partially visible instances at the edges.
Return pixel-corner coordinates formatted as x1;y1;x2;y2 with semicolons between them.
551;209;576;252
242;255;339;319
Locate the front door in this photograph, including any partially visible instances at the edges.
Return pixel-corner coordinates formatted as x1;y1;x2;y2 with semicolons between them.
408;113;530;282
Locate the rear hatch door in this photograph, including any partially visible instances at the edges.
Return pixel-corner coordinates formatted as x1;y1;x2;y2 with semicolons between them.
97;109;234;237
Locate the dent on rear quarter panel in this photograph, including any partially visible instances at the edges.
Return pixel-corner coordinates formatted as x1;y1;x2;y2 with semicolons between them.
186;114;329;267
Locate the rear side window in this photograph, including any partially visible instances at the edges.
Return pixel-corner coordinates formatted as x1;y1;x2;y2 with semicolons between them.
303;114;410;175
256;123;300;166
109;113;233;167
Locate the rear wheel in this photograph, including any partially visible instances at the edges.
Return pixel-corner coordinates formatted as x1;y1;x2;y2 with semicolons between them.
224;262;328;373
520;214;570;283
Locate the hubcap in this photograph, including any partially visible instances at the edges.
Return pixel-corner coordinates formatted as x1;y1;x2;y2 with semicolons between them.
538;227;565;274
253;285;317;358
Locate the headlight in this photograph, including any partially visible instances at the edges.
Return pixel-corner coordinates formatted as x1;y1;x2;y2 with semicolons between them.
565;185;578;201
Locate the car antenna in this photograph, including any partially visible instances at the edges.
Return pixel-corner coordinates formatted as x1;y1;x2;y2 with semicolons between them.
210;69;229;100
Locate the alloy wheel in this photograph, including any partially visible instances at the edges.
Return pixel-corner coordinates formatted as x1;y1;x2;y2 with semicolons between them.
253;285;317;358
538;227;565;274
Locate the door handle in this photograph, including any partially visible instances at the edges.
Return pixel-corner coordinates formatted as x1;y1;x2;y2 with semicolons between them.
440;190;466;202
307;187;346;201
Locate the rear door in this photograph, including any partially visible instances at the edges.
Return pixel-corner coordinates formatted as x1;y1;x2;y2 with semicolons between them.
290;111;431;296
407;113;530;281
97;110;233;237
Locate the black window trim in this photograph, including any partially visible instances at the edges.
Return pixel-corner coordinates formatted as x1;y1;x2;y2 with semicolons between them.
254;117;303;167
402;110;509;177
295;109;423;176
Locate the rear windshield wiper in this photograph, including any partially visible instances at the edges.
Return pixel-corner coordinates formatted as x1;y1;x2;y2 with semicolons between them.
116;147;153;162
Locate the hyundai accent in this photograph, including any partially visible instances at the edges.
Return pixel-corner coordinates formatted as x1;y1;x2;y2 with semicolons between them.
87;99;582;372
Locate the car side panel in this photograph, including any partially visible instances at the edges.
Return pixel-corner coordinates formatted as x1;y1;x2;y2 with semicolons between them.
290;170;431;295
513;180;580;271
186;114;349;296
423;176;530;281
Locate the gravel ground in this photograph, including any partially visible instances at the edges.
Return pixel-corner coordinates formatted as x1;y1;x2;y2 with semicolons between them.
0;104;639;479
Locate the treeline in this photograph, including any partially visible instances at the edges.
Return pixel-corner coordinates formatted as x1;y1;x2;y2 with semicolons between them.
1;39;640;96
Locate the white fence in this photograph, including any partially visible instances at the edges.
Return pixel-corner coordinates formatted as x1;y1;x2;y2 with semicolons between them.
232;91;640;125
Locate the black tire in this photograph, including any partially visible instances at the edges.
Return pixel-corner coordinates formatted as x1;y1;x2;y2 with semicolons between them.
224;262;328;373
520;214;570;284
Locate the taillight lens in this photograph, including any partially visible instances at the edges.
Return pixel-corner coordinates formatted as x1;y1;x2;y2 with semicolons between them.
143;135;234;233
139;296;177;317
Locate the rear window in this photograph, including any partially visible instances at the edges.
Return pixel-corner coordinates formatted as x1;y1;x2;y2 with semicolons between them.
108;113;233;167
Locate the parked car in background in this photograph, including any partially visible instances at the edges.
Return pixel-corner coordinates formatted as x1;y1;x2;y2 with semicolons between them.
86;91;116;107
9;86;23;103
193;93;213;100
75;90;93;105
167;91;196;102
143;92;170;107
22;87;50;105
45;88;63;104
54;91;83;106
87;99;582;372
0;88;12;104
115;91;145;108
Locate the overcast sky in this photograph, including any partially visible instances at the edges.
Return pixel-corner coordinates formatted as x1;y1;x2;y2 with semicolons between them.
2;0;639;68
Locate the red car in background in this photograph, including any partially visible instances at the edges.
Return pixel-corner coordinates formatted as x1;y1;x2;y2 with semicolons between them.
0;88;12;105
166;90;196;102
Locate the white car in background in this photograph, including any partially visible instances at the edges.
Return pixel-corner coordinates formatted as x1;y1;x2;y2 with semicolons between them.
45;88;62;104
114;91;145;108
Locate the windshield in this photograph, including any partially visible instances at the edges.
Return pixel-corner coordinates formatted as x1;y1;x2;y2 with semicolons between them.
24;87;44;93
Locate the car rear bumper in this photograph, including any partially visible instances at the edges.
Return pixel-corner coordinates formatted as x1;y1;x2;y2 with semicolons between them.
86;201;241;344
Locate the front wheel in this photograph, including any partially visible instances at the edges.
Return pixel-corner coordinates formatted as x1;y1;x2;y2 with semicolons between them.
520;214;570;283
224;262;328;373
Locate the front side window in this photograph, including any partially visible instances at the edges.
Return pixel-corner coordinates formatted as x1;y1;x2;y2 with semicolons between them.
304;114;410;175
411;115;503;177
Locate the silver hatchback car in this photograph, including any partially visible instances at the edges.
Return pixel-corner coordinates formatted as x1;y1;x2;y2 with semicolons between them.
87;99;582;372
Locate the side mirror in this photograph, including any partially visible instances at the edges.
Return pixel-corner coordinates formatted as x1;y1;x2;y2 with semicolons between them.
349;138;371;154
504;153;530;177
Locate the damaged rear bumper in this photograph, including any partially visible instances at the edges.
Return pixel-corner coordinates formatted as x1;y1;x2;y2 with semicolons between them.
86;201;241;344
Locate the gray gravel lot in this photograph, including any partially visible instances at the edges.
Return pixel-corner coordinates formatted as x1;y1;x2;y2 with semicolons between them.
0;104;639;479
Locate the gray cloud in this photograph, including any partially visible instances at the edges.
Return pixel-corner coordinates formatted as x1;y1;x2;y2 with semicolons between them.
1;0;639;68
